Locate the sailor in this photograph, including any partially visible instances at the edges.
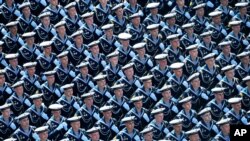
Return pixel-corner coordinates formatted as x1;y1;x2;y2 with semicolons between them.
225;97;248;125
34;12;56;43
99;24;120;55
95;105;119;140
195;107;220;141
166;119;187;141
0;23;7;40
148;108;170;140
144;24;165;57
140;126;154;141
163;34;184;64
26;94;49;127
0;41;8;69
115;116;141;141
171;0;191;26
80;12;103;45
150;54;172;88
2;21;24;54
12;113;39;141
143;2;165;28
85;40;107;76
206;87;230;121
117;63;142;98
177;96;198;131
199;53;222;90
51;21;72;55
17;2;38;34
67;30;90;66
75;0;94;15
116;33;136;66
240;76;250;111
18;32;41;66
235;52;250;83
125;96;150;131
0;0;21;24
0;103;17;140
216;0;235;26
41;71;62;107
123;0;143;19
185;128;201;141
211;118;231;141
206;11;228;44
56;83;81;118
46;104;68;141
86;126;102;141
217;65;242;99
4;53;25;85
76;92;101;130
21;62;41;95
0;69;13;106
168;62;188;99
34;126;51;141
28;0;47;16
94;0;113;26
36;41;60;77
64;116;88;140
190;3;210;35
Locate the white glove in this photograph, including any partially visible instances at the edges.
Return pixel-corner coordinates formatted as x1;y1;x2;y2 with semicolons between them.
41;112;49;120
62;122;68;130
56;124;63;130
10;122;16;130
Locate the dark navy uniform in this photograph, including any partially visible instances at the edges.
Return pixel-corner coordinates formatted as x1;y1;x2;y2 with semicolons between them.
116;45;136;66
29;0;47;16
21;73;41;95
126;108;150;131
190;15;209;35
26;104;49;127
4;65;24;85
144;35;165;57
80;23;103;45
217;76;242;99
177;109;198;131
195;120;219;141
183;56;202;76
0;115;17;140
36;53;59;76
94;4;113;26
171;6;191;26
95;118;119;140
117;76;142;99
85;53;107;77
63;15;84;35
216;5;235;26
34;24;57;43
72;74;95;98
12;126;38;141
148;119;169;140
206;23;228;44
133;87;158;109
0;82;13;106
124;4;143;19
115;128;141;141
64;128;88;141
167;75;188;100
143;13;164;28
67;43;90;66
150;65;172;89
225;32;249;54
131;54;154;77
47;115;68;141
199;65;222;90
18;44;41;66
99;35;120;55
154;99;179;122
212;132;230;141
103;64;124;86
160;25;182;45
54;64;76;86
51;35;72;55
0;23;8;39
75;0;94;15
0;52;8;69
180;33;201;55
240;87;250;111
166;130;187;141
198;41;218;59
17;15;38;34
43;5;66;24
110;16;128;35
126;24;146;46
2;33;24;54
232;13;250;35
235;62;250;82
225;108;248;125
41;82;62;107
0;2;21;24
164;46;185;64
56;95;81;118
90;86;112;107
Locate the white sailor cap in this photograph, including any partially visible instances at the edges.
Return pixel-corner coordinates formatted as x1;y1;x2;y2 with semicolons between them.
61;83;74;90
12;81;24;88
198;107;211;116
54;21;66;28
130;95;144;102
93;74;107;81
67;116;81;122
182;22;195;29
57;51;69;58
22;32;36;38
102;24;114;30
169;118;183;125
203;53;216;60
186;44;198;51
86;126;100;134
193;3;206;10
19;2;30;9
121;116;135;122
122;63;134;70
65;2;76;10
159;84;172;92
0;69;5;75
237;51;250;59
200;31;213;37
111;83;125;90
209;11;223;17
15;112;29;121
146;2;160;9
129;12;141;19
140;75;153;81
187;72;200;82
76;61;89;68
81;12;94;19
164;12;176;19
218;40;232;47
221;64;235;72
0;103;12;111
35;126;49;134
216;118;231;125
167;34;180;40
155;53;168;60
147;24;160;30
6;21;18;28
23;62;37;68
229;20;242;27
88;40;100;48
70;30;83;38
140;127;154;135
118;32;132;40
3;138;17;141
5;53;18;60
235;2;248;7
38;12;51;19
211;87;225;93
186;128;200;136
30;93;43;100
107;51;119;58
133;42;146;50
243;76;250;82
0;41;4;46
100;105;113;112
112;3;124;11
228;97;242;104
170;62;184;70
40;41;53;48
59;139;70;141
81;92;95;98
151;107;165;115
44;70;56;76
49;104;63;110
179;96;192;104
